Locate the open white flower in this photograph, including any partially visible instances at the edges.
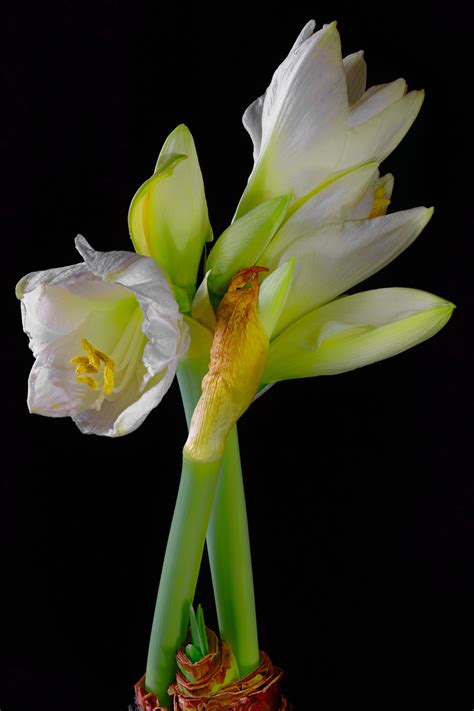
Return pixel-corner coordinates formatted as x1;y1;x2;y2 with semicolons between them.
236;20;424;217
16;236;189;436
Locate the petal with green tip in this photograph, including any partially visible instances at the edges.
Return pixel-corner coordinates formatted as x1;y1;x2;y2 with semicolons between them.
128;124;212;298
263;288;454;382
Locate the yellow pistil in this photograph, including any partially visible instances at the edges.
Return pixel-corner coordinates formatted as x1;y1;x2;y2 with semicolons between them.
185;266;269;462
70;338;116;394
368;186;391;219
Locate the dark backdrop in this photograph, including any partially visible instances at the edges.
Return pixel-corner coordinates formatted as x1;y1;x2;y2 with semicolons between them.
3;2;471;709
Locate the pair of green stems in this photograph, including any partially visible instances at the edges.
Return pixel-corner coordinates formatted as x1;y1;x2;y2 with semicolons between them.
145;358;260;705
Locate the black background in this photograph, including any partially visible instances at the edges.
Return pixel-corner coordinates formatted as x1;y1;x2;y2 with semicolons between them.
3;2;472;709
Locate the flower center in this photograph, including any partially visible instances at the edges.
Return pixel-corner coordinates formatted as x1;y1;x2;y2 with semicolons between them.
70;338;116;394
368;186;391;219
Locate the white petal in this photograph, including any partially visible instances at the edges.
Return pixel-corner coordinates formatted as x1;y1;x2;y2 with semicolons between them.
76;234;189;394
17;261;134;357
289;19;317;50
242;95;265;162
343;51;367;104
349;79;407;128
236;22;349;216
76;235;179;321
270;207;434;334
242;20;317;162
72;361;178;437
381;173;395;200
264;288;454;382
337;90;424;170
264;163;379;261
28;330;103;417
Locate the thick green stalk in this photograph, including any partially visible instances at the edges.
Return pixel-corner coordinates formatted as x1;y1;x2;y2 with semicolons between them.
177;361;260;678
145;451;221;706
207;426;260;676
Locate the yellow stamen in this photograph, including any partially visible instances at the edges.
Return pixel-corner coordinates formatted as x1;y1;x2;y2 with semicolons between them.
75;375;98;389
81;338;101;369
103;359;115;395
74;363;98;375
369;186;391;219
70;355;91;366
70;339;115;393
185;266;269;462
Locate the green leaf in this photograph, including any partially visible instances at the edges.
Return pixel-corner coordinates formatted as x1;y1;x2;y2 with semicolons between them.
197;603;209;655
185;643;202;664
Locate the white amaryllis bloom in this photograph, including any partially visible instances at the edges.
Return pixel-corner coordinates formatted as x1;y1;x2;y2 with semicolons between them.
193;19;454;391
196;174;453;387
236;19;424;217
197;160;453;389
16;236;189;437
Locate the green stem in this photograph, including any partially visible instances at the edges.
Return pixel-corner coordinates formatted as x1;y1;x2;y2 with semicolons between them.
207;427;260;676
177;360;260;678
145;451;221;706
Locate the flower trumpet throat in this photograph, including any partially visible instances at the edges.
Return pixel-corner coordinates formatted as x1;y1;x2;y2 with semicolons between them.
184;267;269;462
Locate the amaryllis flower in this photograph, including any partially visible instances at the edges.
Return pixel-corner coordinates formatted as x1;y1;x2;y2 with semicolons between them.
236;19;424;217
16;236;189;437
193;181;452;412
191;20;453;405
